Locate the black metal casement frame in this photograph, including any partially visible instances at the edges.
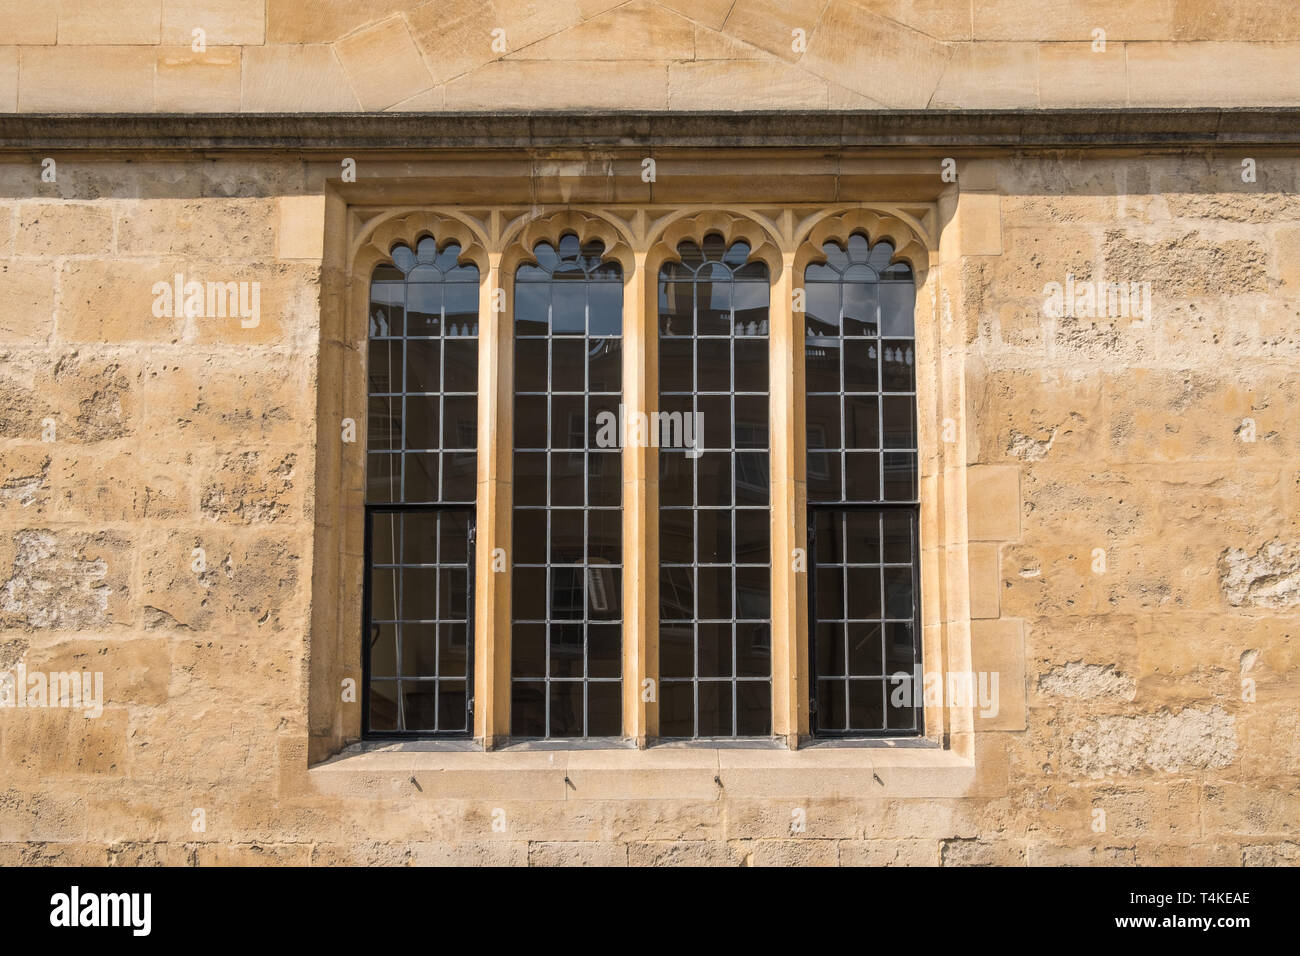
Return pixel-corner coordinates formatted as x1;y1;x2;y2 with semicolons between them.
807;501;922;738
362;503;477;738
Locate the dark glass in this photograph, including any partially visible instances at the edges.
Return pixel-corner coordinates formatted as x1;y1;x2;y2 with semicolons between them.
659;338;693;392
588;624;621;678
845;510;881;563
588;453;621;508
696;681;731;737
514;395;547;449
439;623;468;677
549;624;584;678
883;452;917;501
842;282;878;336
805;337;840;393
734;395;767;448
806;452;841;502
512;623;546;678
443;339;477;392
405;399;438;450
401;568;436;620
699;395;731;450
733;509;767;564
369;680;399;732
550;452;584;506
696;508;730;564
849;680;886;731
817;679;846;731
733;339;767;392
589;338;622;393
550;395;584;449
588;282;622;336
697;622;732;677
438;681;467;731
513;566;547;620
442;395;476;449
696;338;731;392
550;508;585;564
843;341;878;392
660;625;694;679
814;510;842;564
367;453;399;503
696;567;732;620
847;623;883;677
659;566;694;621
844;452;880;502
511;681;545;736
659;508;694;564
404;683;437;731
880;281;916;336
587;681;622;736
515;339;548;392
844;395;879;449
736;681;771;735
882;395;915;449
736;623;770;677
805;282;840;336
370;340;401;394
881;340;915;392
659;681;694;736
806;395;841;449
551;339;586;390
815;623;845;677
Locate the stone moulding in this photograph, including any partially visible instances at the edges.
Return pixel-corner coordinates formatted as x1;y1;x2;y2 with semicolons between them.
5;110;1300;151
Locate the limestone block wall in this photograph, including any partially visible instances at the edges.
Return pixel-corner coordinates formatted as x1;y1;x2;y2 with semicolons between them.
3;0;1300;112
0;147;1296;864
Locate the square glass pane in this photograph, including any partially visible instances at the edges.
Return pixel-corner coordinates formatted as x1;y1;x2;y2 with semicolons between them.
733;339;767;392
588;282;622;336
551;284;586;335
659;337;693;392
804;282;840;336
551;339;586;391
515;339;548;392
696;338;731;392
405;339;440;394
589;338;622;393
880;281;915;337
369;339;401;394
443;339;477;392
805;337;841;393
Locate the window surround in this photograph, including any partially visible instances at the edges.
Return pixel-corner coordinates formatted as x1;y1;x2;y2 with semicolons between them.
312;174;1003;782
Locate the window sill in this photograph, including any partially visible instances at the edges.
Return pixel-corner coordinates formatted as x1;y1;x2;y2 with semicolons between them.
310;736;979;800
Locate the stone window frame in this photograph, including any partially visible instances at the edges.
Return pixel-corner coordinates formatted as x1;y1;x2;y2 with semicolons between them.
310;179;1013;789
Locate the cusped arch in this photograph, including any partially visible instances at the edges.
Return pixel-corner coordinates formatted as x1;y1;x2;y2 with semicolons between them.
353;209;490;279
501;209;635;276
795;207;932;283
647;209;784;279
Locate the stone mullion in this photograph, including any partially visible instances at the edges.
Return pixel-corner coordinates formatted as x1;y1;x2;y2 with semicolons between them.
769;250;809;748
474;252;512;747
622;251;657;745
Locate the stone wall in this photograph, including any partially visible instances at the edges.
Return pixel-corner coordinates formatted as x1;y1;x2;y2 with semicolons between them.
0;144;1296;864
4;0;1300;112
